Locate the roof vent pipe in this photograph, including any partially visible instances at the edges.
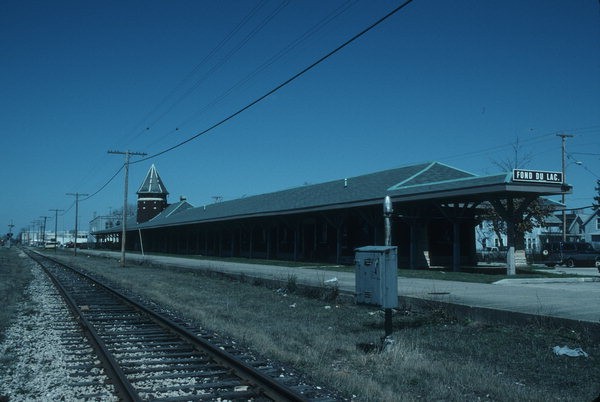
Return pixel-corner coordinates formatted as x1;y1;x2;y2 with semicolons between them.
344;178;348;188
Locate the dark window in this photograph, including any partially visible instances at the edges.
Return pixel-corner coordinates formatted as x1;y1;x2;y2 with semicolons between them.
576;243;593;252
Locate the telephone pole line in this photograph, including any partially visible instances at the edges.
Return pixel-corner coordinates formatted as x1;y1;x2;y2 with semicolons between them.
108;150;147;267
7;220;14;248
39;215;49;245
66;192;89;255
49;208;64;250
557;133;573;242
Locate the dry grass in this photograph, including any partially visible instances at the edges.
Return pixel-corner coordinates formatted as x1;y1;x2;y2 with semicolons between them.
27;252;600;400
0;248;34;341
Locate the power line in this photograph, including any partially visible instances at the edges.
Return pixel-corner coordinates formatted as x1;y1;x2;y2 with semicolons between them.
129;0;276;144
81;164;125;202
48;208;64;249
439;131;558;163
166;0;359;139
133;0;416;164
60;201;76;216
567;152;599;179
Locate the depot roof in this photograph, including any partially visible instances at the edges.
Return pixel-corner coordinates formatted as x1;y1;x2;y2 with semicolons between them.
95;161;568;234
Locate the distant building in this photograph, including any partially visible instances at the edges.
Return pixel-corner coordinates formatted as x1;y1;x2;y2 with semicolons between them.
568;209;600;248
476;207;600;261
21;229;89;247
475;201;563;256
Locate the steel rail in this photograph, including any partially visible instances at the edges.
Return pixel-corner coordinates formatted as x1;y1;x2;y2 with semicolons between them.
29;250;311;402
26;250;140;401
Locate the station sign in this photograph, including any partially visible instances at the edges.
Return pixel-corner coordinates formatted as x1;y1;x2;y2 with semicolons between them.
512;169;563;184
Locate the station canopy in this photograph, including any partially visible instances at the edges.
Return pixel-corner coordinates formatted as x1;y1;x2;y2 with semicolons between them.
95;161;568;234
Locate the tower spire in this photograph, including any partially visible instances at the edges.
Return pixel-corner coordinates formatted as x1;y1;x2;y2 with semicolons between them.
137;164;169;223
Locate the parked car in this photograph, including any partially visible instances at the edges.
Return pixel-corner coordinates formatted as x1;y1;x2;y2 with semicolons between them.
44;241;58;249
541;241;600;267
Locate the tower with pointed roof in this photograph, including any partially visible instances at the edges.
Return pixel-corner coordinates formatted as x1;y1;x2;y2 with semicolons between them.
137;164;169;223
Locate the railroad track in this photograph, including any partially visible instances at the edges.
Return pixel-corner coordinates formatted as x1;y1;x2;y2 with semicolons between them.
25;250;336;402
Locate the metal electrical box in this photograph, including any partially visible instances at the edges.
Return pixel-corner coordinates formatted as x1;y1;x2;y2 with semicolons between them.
355;246;398;308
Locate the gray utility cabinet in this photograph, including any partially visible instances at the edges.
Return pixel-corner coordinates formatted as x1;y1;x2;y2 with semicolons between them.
355;246;398;308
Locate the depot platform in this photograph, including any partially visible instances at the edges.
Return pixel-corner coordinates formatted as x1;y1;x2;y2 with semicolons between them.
78;249;600;337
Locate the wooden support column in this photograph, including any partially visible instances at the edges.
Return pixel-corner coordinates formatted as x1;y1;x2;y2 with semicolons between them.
266;226;271;260
218;228;223;257
196;228;200;254
321;211;347;265
452;221;461;272
239;226;243;258
357;208;380;245
336;226;342;264
402;206;430;270
435;201;480;272
293;223;300;261
410;223;417;269
204;228;209;255
275;225;280;259
249;226;254;259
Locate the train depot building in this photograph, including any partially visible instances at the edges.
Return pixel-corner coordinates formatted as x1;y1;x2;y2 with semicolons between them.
92;162;568;272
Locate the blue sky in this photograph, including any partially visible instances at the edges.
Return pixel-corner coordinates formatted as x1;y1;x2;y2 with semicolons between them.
1;0;599;235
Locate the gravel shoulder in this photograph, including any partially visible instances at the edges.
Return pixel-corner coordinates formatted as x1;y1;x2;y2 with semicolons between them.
0;249;116;401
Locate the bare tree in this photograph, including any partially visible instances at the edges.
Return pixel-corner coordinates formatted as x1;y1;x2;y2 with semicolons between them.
482;138;556;249
491;137;534;173
111;203;136;222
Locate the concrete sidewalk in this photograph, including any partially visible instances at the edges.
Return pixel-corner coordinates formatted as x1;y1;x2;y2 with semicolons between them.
80;250;600;327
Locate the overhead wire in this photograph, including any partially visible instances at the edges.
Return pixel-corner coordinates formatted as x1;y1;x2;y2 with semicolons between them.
133;0;416;164
55;2;277;209
439;124;600;168
139;0;290;141
51;164;125;221
124;0;270;147
81;164;125;201
64;0;361;209
567;152;599;179
59;201;76;216
438;131;558;163
169;0;359;136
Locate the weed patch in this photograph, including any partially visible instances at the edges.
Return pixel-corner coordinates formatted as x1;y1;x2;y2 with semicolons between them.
0;249;34;341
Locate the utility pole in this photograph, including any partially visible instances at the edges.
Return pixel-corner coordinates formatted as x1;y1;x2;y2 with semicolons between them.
557;133;573;242
66;193;89;255
49;208;64;250
31;220;39;246
108;150;147;267
39;216;49;245
7;220;14;248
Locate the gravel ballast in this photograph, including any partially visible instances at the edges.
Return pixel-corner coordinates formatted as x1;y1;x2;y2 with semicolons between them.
0;252;117;401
